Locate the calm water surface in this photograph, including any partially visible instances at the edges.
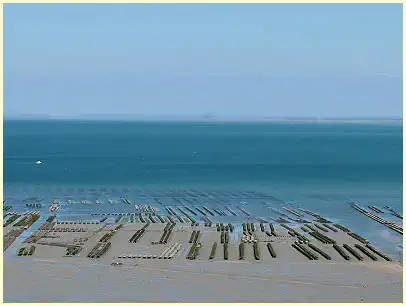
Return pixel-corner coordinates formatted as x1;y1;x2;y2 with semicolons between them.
3;120;403;257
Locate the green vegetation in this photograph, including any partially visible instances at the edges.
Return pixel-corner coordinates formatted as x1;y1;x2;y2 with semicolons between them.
193;230;200;243
3;205;12;211
28;245;36;256
365;244;392;261
333;244;350;260
322;223;338;232
253;242;260;260
343;244;363;261
294;242;318;260
184;207;197;216
13;216;29;227
115;216;122;223
17;247;25;256
292;243;315;260
314;223;329;232
4;214;21;227
186;243;200;260
296;233;310;243
267;243;277;258
269;223;276;236
333;223;351;233
203;207;214;216
130;222;150;243
354;244;378;261
195;207;206;216
348;232;368;244
316;217;332;223
189;217;197;225
301;226;309;232
307;243;331;260
13;215;39;227
305;224;317;232
189;231;196;243
167;215;174;224
99;232;114;243
281;224;300;236
66;246;81;256
148;215;156;223
178;207;196;224
239;242;245;260
209;242;217;260
223;242;229;260
159;222;175;244
87;242;111;258
308;231;336;244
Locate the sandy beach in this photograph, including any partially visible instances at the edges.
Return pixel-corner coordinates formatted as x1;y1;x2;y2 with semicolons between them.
4;255;402;302
4;221;403;302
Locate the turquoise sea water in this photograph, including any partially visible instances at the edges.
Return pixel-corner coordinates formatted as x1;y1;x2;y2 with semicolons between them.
3;120;403;257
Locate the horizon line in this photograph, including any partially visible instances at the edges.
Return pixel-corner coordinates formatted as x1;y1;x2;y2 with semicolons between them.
3;115;402;123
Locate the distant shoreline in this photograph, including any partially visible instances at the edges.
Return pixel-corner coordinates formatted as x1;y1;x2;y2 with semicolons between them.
3;117;403;124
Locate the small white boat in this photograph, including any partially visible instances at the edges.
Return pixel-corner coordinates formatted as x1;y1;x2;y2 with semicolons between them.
35;160;42;165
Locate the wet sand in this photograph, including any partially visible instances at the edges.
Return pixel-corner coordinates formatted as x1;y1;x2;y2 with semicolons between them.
4;222;403;302
4;257;402;302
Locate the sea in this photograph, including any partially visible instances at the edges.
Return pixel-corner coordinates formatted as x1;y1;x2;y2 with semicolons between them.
3;120;403;259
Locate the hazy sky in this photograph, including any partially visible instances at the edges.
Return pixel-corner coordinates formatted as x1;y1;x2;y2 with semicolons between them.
4;4;402;118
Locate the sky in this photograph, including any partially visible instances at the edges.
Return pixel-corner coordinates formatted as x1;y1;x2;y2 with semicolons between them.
4;4;403;119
